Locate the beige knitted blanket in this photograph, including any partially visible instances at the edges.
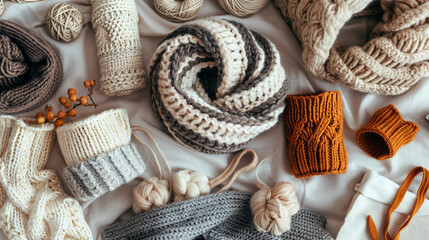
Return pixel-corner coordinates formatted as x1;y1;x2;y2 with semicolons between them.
275;0;429;95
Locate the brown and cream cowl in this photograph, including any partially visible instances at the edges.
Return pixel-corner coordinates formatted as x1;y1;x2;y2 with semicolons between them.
149;18;288;153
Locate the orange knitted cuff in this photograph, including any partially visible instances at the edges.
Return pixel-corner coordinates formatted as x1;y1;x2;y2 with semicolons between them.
356;104;419;160
284;91;347;178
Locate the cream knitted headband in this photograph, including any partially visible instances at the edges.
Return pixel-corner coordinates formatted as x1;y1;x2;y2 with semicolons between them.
149;18;288;153
57;109;146;201
275;0;429;95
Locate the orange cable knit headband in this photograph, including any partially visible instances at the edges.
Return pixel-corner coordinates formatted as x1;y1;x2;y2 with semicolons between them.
284;91;348;178
357;104;419;160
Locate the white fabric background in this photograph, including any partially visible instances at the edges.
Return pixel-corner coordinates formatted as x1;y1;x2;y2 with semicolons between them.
337;170;429;240
1;0;429;239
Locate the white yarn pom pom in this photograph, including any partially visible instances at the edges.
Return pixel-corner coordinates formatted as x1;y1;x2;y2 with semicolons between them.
250;182;300;236
133;177;170;213
173;170;210;202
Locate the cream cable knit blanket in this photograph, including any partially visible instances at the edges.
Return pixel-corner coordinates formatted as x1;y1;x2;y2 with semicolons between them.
0;116;92;239
275;0;429;95
92;0;146;96
149;18;288;153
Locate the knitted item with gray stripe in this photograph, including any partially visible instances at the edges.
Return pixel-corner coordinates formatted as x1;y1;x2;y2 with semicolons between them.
101;192;333;240
57;109;145;201
149;18;288;153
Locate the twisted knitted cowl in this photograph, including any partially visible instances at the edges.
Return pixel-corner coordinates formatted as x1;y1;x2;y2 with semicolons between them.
275;0;429;95
0;20;62;114
149;18;288;153
101;192;333;240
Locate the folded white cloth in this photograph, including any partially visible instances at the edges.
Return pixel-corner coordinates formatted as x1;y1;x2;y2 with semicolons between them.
337;170;429;240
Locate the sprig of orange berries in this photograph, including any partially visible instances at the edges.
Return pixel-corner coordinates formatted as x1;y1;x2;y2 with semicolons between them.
36;80;98;127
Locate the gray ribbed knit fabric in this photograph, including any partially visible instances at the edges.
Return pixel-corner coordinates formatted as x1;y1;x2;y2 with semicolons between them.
101;192;333;240
63;143;145;201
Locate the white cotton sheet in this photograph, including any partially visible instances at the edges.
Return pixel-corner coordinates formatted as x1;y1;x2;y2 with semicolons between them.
337;170;429;240
1;0;429;239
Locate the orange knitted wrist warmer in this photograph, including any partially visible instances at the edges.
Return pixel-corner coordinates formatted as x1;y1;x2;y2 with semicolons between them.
285;91;347;178
357;104;419;160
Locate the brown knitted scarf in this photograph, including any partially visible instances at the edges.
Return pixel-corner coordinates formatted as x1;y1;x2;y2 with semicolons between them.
0;20;62;114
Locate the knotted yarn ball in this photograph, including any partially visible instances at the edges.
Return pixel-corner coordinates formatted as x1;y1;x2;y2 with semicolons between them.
154;0;203;22
173;170;210;202
150;18;288;153
250;182;300;236
46;3;83;42
218;0;270;17
133;177;170;213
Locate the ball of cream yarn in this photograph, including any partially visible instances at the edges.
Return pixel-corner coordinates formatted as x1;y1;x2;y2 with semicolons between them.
218;0;269;17
173;170;210;202
46;3;83;42
133;177;170;213
154;0;203;22
250;182;300;236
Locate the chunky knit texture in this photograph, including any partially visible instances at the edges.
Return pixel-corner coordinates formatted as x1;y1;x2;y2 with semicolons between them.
274;0;429;95
102;191;333;240
150;18;288;153
92;0;147;96
63;143;145;201
0;20;62;113
0;116;92;239
57;108;131;167
57;109;145;201
285;91;347;178
357;104;419;160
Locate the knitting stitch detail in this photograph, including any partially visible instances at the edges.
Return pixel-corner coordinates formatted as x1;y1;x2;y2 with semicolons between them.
92;0;147;96
149;18;288;153
274;0;429;95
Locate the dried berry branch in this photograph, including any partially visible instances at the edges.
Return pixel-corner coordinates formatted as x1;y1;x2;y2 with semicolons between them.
36;80;98;127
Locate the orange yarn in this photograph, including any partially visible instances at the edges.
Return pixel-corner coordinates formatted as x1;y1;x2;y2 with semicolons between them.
284;91;347;178
367;167;429;240
357;104;419;160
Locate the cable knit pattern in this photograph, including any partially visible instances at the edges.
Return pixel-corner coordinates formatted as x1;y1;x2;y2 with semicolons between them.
284;91;347;178
63;143;145;201
102;192;333;240
57;108;145;201
150;18;288;153
356;104;419;160
0;20;62;113
274;0;429;95
56;108;131;167
92;0;147;96
0;116;92;240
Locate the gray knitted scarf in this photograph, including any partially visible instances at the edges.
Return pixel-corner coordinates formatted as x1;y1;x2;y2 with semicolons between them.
101;192;333;240
149;18;288;154
0;20;62;114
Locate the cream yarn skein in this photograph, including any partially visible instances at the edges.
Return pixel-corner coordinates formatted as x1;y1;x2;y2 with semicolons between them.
154;0;203;22
46;3;83;42
133;177;170;213
173;149;259;202
250;150;300;236
218;0;269;17
173;170;210;202
132;127;172;213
